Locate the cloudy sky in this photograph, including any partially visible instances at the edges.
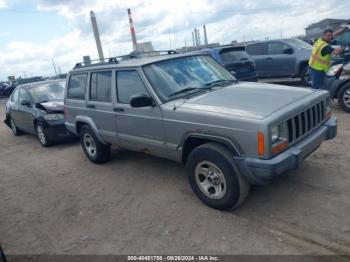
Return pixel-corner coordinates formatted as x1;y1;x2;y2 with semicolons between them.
0;0;349;81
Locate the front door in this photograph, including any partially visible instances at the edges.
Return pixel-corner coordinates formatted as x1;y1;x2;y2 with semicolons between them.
266;42;296;77
114;69;166;157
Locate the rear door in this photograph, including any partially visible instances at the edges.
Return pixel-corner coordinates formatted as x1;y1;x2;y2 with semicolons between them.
266;41;296;77
86;70;118;144
114;69;166;157
246;43;268;77
8;88;20;123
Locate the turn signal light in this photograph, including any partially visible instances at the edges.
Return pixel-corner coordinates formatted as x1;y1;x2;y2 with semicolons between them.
258;130;265;157
272;141;288;154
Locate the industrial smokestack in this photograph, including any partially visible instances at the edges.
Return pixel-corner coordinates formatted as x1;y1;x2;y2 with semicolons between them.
203;25;208;45
90;11;104;62
197;28;201;46
194;28;199;47
127;8;138;51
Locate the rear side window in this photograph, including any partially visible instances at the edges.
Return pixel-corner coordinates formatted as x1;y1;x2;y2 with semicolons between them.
67;73;87;99
90;71;112;102
220;49;250;63
19;88;31;104
246;43;267;55
116;71;148;104
267;42;290;55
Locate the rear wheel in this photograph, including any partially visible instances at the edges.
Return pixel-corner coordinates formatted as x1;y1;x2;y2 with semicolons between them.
338;84;350;113
10;117;23;136
80;125;111;164
186;143;250;210
300;66;312;87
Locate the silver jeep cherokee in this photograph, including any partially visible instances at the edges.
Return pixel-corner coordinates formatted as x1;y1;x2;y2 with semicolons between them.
64;53;337;210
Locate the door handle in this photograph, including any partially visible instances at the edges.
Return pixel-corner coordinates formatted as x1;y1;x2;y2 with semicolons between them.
113;107;124;112
266;57;272;60
86;104;95;108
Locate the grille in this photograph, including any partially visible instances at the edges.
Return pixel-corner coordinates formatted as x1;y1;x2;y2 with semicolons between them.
286;100;325;144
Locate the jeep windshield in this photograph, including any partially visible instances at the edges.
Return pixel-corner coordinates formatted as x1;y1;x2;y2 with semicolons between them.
143;55;236;102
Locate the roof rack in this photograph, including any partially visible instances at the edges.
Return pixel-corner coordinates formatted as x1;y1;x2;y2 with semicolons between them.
73;50;179;69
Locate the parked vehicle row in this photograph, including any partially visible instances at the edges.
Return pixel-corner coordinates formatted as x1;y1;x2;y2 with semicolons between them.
3;52;337;210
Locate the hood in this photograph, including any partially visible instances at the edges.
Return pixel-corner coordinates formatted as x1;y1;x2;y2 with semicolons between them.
178;82;314;120
35;100;64;113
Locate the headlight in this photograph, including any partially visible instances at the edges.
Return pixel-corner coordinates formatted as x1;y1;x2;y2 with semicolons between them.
326;64;343;76
270;123;288;154
271;126;280;144
43;114;64;121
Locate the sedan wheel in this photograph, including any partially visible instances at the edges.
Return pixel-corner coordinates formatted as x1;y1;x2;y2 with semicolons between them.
10;118;23;136
36;124;52;147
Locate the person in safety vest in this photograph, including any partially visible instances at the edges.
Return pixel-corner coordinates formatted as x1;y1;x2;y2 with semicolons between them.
308;25;349;89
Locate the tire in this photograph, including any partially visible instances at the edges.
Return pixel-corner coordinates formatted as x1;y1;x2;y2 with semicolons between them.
186;143;250;210
36;123;53;147
9;117;24;136
300;66;312;87
80;125;111;164
338;84;350;113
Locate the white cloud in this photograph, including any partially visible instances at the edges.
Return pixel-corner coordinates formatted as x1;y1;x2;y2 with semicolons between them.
0;0;7;8
1;0;349;80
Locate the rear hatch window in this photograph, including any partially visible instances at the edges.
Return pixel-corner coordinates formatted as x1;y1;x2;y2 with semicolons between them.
219;48;250;64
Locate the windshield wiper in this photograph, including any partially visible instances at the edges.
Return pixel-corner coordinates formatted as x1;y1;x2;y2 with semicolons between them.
204;79;236;87
168;87;202;98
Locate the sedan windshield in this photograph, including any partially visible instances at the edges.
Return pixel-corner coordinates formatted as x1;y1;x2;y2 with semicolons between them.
143;55;236;102
29;82;65;104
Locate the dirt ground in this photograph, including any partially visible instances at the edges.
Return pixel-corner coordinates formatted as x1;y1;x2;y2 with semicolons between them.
0;88;350;255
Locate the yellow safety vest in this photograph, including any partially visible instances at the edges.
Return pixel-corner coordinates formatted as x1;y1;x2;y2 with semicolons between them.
308;39;331;72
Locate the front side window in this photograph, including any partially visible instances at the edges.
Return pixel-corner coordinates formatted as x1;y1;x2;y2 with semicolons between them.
116;71;148;104
67;73;87;99
19;88;31;104
90;71;112;102
143;55;235;102
267;42;290;55
11;88;19;103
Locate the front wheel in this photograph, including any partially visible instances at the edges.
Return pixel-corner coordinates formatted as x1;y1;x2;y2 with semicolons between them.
36;123;53;147
338;84;350;113
300;66;312;87
80;125;111;164
186;143;250;210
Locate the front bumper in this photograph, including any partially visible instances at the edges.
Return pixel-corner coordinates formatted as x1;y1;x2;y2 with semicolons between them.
43;120;75;141
236;117;337;185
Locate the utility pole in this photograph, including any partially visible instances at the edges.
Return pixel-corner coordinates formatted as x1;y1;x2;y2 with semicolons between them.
51;58;57;75
90;11;104;62
168;25;172;49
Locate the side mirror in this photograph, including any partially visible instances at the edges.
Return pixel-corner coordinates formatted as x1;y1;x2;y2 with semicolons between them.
130;94;155;108
20;100;31;106
283;48;294;55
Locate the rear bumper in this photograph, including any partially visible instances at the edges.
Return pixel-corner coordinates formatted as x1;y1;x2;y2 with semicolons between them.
236;117;337;185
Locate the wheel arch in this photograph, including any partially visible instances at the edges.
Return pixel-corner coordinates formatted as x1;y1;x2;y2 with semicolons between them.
181;134;243;164
74;116;107;145
336;80;350;99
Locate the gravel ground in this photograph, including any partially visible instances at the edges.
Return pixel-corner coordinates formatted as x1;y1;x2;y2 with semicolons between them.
0;88;350;255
